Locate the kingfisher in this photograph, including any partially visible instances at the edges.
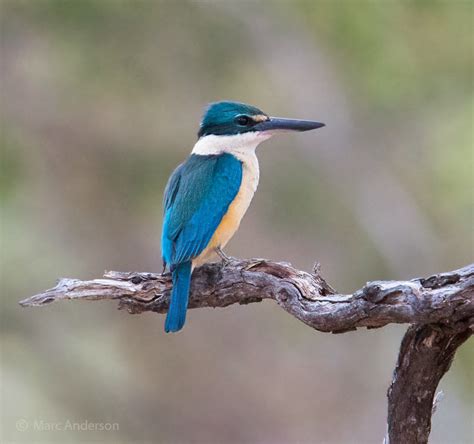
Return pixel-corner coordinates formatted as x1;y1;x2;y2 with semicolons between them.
161;101;324;332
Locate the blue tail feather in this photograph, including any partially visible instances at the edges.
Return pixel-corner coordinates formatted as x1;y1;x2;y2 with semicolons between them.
165;261;192;333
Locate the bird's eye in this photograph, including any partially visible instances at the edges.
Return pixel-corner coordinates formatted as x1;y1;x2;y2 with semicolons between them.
236;115;251;126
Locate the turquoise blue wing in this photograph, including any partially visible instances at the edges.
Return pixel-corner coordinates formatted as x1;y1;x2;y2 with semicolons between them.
161;153;242;265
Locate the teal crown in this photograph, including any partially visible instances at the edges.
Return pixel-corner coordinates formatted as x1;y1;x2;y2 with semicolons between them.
198;101;267;138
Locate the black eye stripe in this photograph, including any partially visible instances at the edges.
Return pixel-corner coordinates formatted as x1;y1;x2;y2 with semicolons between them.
235;115;252;126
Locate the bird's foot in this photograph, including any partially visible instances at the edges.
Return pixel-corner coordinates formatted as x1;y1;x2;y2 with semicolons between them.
215;247;237;269
161;262;170;277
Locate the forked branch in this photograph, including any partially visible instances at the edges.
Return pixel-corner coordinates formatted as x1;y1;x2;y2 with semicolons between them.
20;259;473;443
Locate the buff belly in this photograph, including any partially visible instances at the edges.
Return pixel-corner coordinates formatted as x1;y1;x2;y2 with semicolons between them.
192;153;259;268
192;199;243;267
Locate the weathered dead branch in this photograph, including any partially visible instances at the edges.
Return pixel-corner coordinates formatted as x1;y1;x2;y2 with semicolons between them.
20;259;473;443
21;260;473;333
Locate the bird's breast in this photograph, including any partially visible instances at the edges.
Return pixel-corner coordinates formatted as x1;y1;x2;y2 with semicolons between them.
193;152;259;266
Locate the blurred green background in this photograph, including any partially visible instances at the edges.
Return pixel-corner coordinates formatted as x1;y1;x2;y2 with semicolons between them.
1;0;473;443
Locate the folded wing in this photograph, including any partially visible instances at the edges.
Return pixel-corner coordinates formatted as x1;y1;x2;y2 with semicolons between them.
162;153;243;266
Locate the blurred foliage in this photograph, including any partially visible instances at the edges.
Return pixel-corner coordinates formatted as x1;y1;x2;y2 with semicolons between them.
0;132;24;201
430;101;473;228
1;1;472;443
296;0;473;108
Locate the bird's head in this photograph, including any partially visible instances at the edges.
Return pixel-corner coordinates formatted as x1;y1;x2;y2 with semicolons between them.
193;101;324;156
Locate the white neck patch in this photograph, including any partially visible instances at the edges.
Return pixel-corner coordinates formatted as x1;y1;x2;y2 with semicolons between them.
192;132;272;158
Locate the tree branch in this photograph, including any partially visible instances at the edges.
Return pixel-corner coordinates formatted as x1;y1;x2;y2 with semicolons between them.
20;259;474;334
20;259;473;443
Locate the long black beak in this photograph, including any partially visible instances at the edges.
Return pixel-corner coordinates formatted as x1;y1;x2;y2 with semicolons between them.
254;117;325;133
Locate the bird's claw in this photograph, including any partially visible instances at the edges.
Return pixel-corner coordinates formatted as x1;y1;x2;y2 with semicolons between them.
215;247;237;269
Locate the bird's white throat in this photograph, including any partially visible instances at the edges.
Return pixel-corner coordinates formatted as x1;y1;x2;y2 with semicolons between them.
192;132;272;158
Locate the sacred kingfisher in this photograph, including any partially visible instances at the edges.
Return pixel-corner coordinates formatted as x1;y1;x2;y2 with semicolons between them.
161;101;324;332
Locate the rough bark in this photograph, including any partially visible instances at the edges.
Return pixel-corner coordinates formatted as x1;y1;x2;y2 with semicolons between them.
21;260;473;333
20;259;473;443
386;323;472;444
